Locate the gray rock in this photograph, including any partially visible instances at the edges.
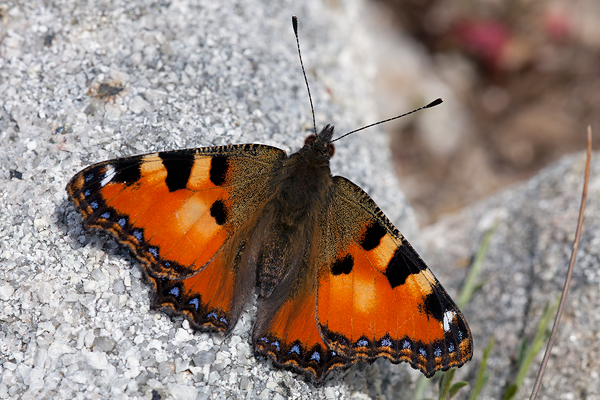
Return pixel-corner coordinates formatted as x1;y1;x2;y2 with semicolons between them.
92;336;117;352
418;152;600;400
193;351;216;367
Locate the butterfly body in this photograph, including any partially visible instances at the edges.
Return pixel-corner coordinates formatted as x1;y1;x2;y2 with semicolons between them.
251;125;334;299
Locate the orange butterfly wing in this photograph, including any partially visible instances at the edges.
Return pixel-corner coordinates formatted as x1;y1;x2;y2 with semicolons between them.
317;177;472;377
67;145;285;332
254;287;352;382
253;176;472;382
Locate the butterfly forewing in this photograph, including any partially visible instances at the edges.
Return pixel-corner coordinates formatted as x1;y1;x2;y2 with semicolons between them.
67;144;286;332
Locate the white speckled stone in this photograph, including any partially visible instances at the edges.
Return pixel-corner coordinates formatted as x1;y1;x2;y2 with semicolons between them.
86;352;109;370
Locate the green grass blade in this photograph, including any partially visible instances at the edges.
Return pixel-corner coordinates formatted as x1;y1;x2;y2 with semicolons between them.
457;226;495;308
503;295;560;400
438;369;456;400
469;337;494;400
415;372;438;400
449;382;469;399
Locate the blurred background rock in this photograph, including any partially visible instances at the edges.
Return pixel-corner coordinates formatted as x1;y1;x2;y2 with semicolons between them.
364;0;598;224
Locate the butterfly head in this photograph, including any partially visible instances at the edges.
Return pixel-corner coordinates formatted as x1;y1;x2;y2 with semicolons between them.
303;124;335;159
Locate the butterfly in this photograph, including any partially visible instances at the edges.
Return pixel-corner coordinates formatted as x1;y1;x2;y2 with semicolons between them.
66;16;472;384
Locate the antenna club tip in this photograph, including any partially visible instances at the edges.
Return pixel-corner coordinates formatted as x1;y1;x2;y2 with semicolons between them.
292;15;298;32
426;98;443;108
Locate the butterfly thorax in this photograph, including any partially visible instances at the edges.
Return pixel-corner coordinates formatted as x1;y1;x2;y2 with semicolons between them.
253;126;335;298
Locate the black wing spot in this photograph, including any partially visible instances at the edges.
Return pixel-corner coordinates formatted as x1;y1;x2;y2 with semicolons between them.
210;157;229;186
113;160;142;184
421;292;445;322
159;151;195;192
331;254;354;275
385;248;425;288
210;200;228;226
360;221;386;251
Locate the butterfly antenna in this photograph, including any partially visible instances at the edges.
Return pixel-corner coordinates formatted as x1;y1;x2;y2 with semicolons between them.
292;15;317;136
331;98;444;143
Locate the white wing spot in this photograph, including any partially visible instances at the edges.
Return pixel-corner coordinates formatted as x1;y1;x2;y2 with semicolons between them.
443;310;456;332
100;165;116;187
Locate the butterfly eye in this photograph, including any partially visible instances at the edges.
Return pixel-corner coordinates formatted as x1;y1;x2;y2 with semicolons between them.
304;134;317;145
327;143;335;158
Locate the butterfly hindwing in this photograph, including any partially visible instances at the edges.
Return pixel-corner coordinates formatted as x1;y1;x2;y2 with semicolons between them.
149;241;245;332
67;144;286;332
316;177;472;377
253;285;353;382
